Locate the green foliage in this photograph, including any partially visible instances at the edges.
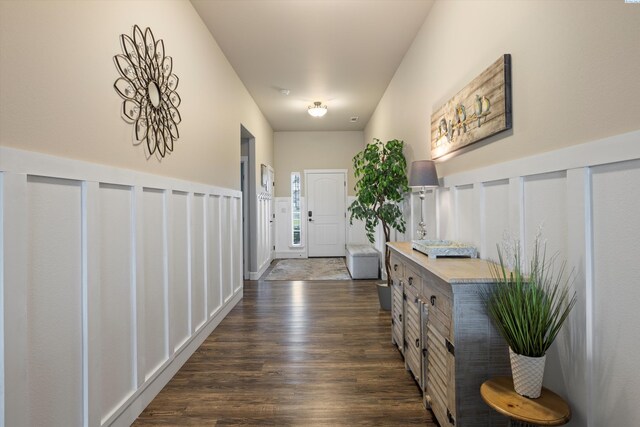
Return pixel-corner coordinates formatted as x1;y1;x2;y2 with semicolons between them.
482;238;577;357
348;138;409;283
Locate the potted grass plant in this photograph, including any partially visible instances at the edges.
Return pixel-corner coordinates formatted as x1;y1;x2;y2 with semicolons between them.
483;237;577;398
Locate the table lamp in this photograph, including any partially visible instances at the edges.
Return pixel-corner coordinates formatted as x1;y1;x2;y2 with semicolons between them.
409;160;439;240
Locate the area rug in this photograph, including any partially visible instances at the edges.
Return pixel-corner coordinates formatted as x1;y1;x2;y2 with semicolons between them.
264;258;351;281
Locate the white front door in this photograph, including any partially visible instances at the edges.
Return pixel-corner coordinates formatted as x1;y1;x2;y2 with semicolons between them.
306;171;346;257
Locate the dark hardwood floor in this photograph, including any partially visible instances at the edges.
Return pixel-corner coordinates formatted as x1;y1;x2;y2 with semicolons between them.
134;278;436;426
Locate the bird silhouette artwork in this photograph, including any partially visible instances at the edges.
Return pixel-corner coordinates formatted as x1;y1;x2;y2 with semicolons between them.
430;54;511;160
455;104;467;135
438;118;448;140
437;95;492;146
474;95;491;127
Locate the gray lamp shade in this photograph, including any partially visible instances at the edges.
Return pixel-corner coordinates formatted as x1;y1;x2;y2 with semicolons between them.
409;160;439;188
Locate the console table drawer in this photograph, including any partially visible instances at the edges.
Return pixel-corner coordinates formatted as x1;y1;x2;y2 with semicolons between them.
390;254;404;278
423;287;452;339
405;264;421;294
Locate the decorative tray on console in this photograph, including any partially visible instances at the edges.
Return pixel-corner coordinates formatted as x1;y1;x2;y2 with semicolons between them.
411;239;478;259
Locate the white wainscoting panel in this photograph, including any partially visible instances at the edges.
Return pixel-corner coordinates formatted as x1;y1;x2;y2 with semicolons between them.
394;193;411;243
591;159;640;426
454;184;477;247
207;195;222;317
0;146;243;427
191;194;206;332
221;197;232;303
423;129;640;427
436;187;453;241
523;171;568;261
27;176;83;427
482;179;510;260
170;191;191;352
274;196;307;258
99;183;135;422
232;197;243;294
347;195;372;245
142;188;169;381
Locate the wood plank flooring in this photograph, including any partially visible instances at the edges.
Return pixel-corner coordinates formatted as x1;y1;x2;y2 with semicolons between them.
134;279;436;426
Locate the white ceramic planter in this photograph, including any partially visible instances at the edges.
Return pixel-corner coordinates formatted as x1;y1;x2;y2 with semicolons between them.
509;348;546;398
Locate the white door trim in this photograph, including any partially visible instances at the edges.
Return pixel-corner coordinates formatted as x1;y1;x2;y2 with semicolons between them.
240;156;249;279
267;165;275;260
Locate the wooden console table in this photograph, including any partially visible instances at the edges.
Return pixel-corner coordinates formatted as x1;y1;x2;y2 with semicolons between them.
480;377;571;427
387;242;511;426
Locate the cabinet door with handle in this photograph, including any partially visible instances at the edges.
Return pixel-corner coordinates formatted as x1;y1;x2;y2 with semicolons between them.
391;278;404;354
404;284;422;385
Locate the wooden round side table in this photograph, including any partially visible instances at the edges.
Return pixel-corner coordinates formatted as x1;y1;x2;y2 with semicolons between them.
480;376;571;427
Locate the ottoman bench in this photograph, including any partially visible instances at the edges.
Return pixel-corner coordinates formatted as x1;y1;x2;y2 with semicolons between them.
346;244;380;279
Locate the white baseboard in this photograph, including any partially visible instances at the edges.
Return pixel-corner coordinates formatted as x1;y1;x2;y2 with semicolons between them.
249;258;272;280
275;251;307;259
106;291;242;427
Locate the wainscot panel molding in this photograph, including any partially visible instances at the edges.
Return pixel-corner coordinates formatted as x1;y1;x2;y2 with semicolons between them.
274;196;307;259
0;146;243;427
411;129;640;427
249;190;273;280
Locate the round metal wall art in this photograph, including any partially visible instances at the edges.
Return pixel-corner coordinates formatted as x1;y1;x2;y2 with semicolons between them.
113;25;181;158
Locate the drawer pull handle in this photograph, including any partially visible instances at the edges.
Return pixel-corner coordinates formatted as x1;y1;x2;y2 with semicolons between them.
399;314;402;322
408;277;413;285
430;295;436;306
447;409;455;425
415;338;420;348
394;264;398;271
446;338;455;356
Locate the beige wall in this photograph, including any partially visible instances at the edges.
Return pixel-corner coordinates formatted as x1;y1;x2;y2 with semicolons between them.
273;131;365;197
365;0;640;177
0;0;272;190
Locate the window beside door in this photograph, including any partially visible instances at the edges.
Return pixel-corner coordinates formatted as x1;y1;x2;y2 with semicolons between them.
291;172;301;246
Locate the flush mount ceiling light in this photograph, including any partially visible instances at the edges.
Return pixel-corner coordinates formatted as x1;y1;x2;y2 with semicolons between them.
308;101;328;117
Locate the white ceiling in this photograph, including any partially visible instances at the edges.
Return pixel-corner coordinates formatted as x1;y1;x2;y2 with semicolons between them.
191;0;434;132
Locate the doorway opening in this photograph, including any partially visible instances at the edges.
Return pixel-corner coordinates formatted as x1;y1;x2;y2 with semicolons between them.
240;125;255;280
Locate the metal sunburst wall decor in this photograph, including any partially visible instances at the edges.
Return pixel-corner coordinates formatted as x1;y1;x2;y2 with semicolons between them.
113;25;181;158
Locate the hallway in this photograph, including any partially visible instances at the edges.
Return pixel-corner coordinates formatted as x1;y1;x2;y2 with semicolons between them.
134;279;436;426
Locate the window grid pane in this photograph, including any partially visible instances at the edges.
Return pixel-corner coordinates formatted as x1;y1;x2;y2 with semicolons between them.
291;172;301;246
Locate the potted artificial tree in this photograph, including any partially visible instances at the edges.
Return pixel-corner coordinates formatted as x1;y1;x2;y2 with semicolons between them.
483;237;577;398
348;138;409;308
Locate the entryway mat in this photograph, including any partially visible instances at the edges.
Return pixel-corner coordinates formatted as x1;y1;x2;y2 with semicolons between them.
263;258;350;281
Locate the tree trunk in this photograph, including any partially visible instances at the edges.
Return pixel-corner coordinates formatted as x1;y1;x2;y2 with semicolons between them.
382;221;392;285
